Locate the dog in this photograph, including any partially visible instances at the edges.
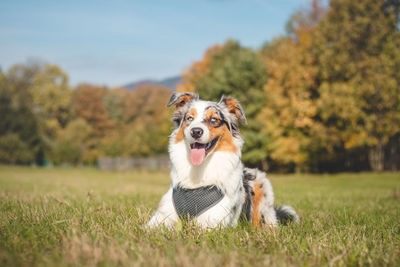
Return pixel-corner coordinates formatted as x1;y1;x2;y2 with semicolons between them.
148;92;298;229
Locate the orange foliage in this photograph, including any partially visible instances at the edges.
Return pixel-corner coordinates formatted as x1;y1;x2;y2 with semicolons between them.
72;84;113;137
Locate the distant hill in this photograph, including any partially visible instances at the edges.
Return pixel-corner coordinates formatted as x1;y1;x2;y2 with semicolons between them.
124;76;182;91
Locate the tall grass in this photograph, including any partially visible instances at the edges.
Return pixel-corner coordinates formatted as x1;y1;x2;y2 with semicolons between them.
0;166;399;266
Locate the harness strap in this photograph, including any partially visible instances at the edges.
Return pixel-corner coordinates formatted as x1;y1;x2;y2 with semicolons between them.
172;185;224;220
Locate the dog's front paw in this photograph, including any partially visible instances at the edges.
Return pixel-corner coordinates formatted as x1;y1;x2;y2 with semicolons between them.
147;213;177;229
147;215;161;229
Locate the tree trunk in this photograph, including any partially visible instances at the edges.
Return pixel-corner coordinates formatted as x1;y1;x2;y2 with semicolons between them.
368;140;384;172
389;139;399;171
295;164;301;174
261;159;269;172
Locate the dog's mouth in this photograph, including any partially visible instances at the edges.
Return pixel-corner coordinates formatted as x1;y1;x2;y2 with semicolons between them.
189;137;219;166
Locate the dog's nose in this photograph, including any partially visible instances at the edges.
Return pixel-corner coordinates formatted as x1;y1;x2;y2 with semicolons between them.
190;127;203;139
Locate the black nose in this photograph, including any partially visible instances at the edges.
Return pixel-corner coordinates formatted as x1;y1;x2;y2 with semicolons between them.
190;127;203;139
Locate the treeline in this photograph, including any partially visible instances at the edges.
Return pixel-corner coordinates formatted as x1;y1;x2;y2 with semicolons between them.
178;0;400;172
0;63;172;166
1;0;399;172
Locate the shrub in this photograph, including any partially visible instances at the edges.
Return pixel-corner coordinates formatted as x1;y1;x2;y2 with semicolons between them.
0;134;34;164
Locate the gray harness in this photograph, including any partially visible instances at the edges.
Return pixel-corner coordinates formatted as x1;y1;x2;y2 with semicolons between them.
172;185;224;220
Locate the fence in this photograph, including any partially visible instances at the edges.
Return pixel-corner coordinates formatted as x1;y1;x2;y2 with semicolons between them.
98;156;170;171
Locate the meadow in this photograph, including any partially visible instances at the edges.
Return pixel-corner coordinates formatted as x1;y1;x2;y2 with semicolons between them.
0;166;399;266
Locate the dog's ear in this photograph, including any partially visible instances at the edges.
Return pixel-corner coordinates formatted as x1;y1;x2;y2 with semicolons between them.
218;95;247;125
167;92;199;126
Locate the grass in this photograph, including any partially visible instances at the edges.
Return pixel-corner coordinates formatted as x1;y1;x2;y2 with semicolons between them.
0;166;399;266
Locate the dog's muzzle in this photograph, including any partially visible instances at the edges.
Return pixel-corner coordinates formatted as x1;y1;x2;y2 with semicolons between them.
190;127;203;139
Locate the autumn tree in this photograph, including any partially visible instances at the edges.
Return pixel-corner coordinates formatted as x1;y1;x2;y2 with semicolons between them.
100;85;172;157
72;84;113;164
72;84;113;138
260;38;317;172
27;64;73;162
32;64;71;129
124;85;172;156
258;0;327;172
314;0;400;171
51;118;92;165
103;88;127;122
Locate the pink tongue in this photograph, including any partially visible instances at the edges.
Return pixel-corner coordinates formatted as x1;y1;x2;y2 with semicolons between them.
190;148;206;166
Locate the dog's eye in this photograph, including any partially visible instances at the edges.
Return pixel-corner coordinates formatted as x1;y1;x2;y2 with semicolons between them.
187;116;194;121
210;117;218;123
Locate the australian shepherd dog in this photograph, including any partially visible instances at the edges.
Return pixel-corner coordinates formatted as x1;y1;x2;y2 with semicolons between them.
148;92;298;229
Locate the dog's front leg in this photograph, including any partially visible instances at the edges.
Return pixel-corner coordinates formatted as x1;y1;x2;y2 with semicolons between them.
147;187;178;229
196;195;243;229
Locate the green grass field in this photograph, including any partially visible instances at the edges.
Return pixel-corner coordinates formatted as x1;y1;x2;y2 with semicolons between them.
0;166;399;266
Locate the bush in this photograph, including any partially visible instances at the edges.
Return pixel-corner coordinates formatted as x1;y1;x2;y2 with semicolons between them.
0;134;34;164
51;141;81;166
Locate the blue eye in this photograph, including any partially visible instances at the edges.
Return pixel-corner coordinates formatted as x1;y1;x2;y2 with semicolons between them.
187;116;194;121
210;117;218;122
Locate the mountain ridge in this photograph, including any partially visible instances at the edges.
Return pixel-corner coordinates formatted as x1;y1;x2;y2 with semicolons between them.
123;75;181;91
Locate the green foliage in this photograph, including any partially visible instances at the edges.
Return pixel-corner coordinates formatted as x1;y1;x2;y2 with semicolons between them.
181;40;270;168
62;118;92;145
0;66;44;164
103;88;126;121
32;64;71;128
0;134;34;164
99;131;126;157
29;64;73;162
50;141;81;165
192;40;267;117
50;119;92;165
4;61;41;109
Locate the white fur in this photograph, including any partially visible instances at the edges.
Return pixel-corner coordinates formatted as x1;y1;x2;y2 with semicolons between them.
183;101;211;146
148;101;246;229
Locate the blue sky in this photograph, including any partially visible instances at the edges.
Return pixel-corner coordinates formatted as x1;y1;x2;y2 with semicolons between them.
0;0;311;87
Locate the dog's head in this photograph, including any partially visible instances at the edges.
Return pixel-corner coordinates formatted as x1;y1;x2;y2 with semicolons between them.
167;92;247;166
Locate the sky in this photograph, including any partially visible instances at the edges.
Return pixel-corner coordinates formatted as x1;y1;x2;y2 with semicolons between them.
0;0;312;87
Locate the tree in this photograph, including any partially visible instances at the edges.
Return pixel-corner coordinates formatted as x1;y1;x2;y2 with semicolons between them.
72;84;113;138
103;88;127;122
4;61;42;110
286;0;327;41
99;85;172;157
32;64;71;129
125;85;171;156
72;84;114;164
51;119;92;165
0;133;34;164
260;37;318;172
315;0;400;171
28;64;73;161
0;63;44;164
179;40;270;169
258;1;326;172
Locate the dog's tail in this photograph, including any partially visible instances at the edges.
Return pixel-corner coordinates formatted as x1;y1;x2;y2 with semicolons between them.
274;205;299;225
